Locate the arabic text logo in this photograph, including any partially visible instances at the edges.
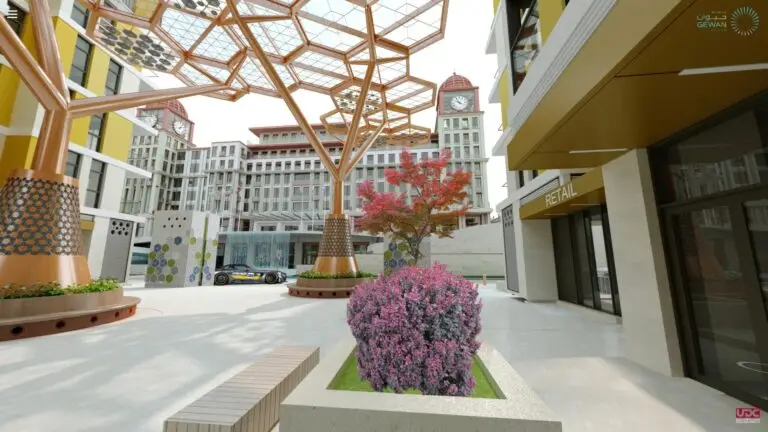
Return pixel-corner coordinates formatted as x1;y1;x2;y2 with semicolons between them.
731;6;760;36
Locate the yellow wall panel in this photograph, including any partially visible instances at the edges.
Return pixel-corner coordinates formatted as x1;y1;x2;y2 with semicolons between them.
500;68;510;129
53;18;78;77
0;135;36;186
86;49;109;96
0;66;21;127
493;0;500;13
538;0;566;43
69;93;89;146
101;114;133;161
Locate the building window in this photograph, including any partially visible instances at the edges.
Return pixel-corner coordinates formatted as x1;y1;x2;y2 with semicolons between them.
87;113;105;151
4;2;26;36
65;151;81;178
472;117;479;128
302;243;319;265
69;35;92;87
85;160;105;207
71;1;90;28
104;59;122;95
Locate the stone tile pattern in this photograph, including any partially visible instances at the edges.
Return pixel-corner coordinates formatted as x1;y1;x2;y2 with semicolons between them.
164;346;319;432
318;216;353;257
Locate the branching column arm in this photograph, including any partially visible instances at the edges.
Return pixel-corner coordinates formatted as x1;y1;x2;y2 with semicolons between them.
225;0;339;180
339;6;377;176
0;18;67;112
343;122;386;178
69;84;228;118
28;0;70;101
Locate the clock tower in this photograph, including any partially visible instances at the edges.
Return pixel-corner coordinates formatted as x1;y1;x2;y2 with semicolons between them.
434;73;491;227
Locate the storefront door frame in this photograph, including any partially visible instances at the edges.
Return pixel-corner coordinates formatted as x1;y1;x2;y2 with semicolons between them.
661;185;768;411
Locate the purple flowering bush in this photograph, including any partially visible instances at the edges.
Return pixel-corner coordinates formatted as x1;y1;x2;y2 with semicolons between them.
346;263;482;396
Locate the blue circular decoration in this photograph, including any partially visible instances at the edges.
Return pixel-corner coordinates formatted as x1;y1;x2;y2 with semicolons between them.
398;258;407;267
156;266;164;275
205;273;212;280
153;244;161;252
160;259;167;267
174;236;182;245
171;266;178;275
388;259;398;268
188;275;195;283
388;243;397;252
193;266;200;273
151;259;159;266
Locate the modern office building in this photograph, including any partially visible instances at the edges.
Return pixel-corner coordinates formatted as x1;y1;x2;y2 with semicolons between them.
125;74;493;272
0;0;153;281
122;99;204;239
487;0;767;409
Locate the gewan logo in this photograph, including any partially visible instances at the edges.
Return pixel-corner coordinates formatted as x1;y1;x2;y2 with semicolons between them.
697;6;760;36
731;6;760;36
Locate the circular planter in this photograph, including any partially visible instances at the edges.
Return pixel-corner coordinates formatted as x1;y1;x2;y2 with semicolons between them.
288;277;372;298
0;287;124;320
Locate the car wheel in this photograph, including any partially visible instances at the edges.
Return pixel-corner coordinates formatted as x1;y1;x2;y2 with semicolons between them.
214;273;229;286
265;273;278;284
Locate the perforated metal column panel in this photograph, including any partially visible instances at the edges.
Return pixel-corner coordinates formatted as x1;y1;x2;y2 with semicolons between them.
102;218;134;282
501;204;519;292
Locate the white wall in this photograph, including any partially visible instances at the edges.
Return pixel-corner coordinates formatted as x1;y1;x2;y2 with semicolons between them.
514;215;558;302
603;149;684;377
356;224;505;277
101;164;127;213
87;217;110;277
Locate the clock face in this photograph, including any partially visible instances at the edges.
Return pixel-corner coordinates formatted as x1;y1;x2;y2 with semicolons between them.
450;95;469;111
142;112;158;128
173;120;187;136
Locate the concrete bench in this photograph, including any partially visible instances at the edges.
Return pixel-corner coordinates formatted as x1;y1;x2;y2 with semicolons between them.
164;346;319;432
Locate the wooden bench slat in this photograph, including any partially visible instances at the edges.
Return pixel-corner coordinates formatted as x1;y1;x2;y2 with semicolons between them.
164;346;319;432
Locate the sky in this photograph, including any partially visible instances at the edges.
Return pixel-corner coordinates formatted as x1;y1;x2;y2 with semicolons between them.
143;1;506;212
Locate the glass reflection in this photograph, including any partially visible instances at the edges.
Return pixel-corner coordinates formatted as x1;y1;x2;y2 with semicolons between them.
590;213;614;314
674;207;768;401
512;1;542;90
745;198;768;319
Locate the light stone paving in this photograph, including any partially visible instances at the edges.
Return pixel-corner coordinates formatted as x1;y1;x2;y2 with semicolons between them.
0;282;763;431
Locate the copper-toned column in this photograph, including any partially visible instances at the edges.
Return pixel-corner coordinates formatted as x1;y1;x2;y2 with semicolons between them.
0;169;91;286
28;0;70;99
342;123;386;178
32;111;72;174
332;178;343;215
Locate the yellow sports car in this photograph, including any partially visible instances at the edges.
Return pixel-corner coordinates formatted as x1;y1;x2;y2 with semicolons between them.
213;264;287;286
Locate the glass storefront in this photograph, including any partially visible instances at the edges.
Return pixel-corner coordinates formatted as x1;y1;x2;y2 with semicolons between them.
651;92;768;410
551;205;621;315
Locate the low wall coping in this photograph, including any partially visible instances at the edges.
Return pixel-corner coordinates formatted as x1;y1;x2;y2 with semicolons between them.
280;335;562;432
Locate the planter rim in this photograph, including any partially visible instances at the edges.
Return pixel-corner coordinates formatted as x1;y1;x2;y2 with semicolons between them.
282;335;562;422
0;287;125;320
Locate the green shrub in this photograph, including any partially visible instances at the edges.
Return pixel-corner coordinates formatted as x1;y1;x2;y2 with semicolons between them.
298;270;376;279
0;278;121;300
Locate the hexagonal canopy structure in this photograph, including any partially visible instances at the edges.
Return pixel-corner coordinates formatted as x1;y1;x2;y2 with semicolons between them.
0;0;449;285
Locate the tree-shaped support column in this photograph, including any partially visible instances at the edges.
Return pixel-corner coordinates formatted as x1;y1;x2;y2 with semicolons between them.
0;0;233;286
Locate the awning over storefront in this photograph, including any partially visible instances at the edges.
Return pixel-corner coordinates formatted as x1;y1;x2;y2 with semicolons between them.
506;0;768;170
519;168;604;219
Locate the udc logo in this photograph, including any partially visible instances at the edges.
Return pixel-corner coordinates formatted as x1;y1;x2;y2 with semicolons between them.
731;6;760;36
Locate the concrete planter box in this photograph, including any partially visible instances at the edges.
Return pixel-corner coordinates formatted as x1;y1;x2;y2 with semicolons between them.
0;287;124;319
280;336;562;432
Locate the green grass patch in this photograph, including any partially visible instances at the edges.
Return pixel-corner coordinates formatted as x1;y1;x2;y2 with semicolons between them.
298;270;376;279
328;350;501;399
0;279;121;300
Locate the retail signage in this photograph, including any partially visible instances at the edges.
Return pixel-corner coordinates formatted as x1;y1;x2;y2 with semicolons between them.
696;6;759;36
544;183;578;208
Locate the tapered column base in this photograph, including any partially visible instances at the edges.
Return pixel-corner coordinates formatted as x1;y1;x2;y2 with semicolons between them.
0;169;91;286
313;214;359;275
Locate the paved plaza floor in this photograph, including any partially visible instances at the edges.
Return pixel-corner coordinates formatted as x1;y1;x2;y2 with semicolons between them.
0;282;763;431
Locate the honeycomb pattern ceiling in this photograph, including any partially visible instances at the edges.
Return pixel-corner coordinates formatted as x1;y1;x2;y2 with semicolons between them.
80;0;447;141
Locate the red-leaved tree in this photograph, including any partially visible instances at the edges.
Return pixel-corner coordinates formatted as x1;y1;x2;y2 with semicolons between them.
357;149;472;264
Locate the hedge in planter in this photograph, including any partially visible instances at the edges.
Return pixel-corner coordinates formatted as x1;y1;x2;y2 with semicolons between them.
0;279;121;300
347;264;482;396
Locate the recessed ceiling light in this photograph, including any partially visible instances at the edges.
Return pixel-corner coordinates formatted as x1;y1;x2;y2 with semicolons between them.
569;148;628;154
679;63;768;76
543;213;568;216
